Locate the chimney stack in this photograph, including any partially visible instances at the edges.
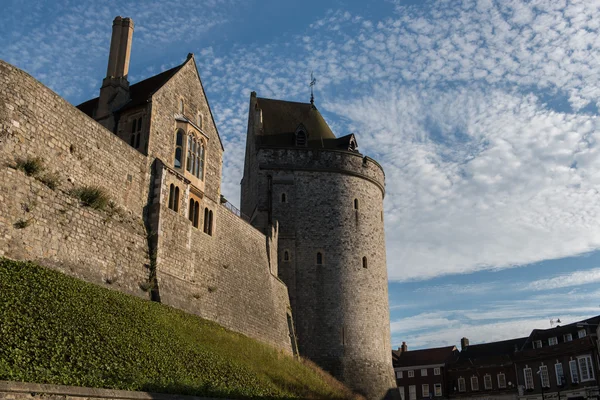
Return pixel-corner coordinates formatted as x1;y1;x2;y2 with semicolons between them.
97;16;134;131
460;337;469;350
401;341;408;353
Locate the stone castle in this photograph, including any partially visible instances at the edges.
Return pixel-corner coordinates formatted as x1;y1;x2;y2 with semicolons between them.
0;16;395;398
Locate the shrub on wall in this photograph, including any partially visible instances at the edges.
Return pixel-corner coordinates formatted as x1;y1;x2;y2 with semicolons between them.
71;186;110;210
15;157;44;176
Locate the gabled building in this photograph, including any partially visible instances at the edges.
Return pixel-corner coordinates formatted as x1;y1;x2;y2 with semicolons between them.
446;337;527;400
393;342;459;400
513;316;600;400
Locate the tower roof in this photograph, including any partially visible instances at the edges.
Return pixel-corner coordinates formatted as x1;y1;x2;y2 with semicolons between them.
256;97;336;140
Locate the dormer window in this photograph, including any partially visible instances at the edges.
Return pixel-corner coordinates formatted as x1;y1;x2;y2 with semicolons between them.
349;136;358;151
296;130;307;146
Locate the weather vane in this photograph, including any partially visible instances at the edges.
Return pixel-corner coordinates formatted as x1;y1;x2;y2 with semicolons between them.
310;71;317;105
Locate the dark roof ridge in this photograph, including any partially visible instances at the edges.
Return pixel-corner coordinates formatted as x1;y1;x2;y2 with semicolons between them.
399;345;456;353
465;337;528;348
256;96;315;107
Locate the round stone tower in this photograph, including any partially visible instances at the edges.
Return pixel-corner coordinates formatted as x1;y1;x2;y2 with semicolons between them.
241;92;395;399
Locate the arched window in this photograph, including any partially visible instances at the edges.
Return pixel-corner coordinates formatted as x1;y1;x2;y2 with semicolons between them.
354;198;359;210
198;141;205;179
284;250;290;261
189;199;195;221
203;207;209;233
168;184;175;210
197;112;203;129
296;130;307;146
193;201;200;228
362;256;368;269
173;187;180;212
316;252;323;265
208;210;213;236
174;129;184;168
186;135;192;172
281;193;286;203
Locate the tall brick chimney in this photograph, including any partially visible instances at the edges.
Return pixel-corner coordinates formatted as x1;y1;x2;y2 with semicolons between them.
460;337;469;350
96;16;134;131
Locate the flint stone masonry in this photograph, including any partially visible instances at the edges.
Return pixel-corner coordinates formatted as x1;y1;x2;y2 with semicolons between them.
0;60;293;355
0;381;225;400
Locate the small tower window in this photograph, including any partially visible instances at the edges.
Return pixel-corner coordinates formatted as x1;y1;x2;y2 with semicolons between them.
179;99;185;113
316;252;323;265
203;208;213;235
193;201;200;228
362;256;368;269
189;199;200;228
197;112;203;129
354;198;359;210
168;184;179;212
281;193;286;203
174;187;180;212
283;250;290;261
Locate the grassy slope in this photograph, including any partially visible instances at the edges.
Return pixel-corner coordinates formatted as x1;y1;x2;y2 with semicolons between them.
0;258;356;399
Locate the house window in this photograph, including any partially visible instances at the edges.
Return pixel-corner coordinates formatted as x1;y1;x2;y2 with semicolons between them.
188;199;200;228
203;208;213;235
396;371;402;379
578;355;594;381
578;329;586;338
354;198;359;210
130;117;142;148
484;374;492;390
524;367;534;389
409;385;416;400
548;337;558;346
281;193;286;203
564;333;573;342
434;367;441;376
422;384;429;398
555;362;565;386
570;360;579;383
498;373;506;388
363;256;368;269
421;369;427;377
174;129;184;168
540;365;550;388
534;340;542;349
398;387;405;400
316;252;323;265
168;184;175;210
471;376;479;391
434;383;442;397
408;370;414;378
283;250;290;262
458;377;466;392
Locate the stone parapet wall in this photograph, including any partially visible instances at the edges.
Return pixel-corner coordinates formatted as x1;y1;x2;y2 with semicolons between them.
0;60;149;215
257;147;386;196
0;381;224;400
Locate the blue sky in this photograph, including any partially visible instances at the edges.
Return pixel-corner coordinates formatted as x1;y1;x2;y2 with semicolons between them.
3;0;600;350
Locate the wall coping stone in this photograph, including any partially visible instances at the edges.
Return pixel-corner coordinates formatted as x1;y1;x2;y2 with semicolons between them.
0;381;225;400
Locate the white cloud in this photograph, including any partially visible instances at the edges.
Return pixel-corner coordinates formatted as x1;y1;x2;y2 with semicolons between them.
527;268;600;291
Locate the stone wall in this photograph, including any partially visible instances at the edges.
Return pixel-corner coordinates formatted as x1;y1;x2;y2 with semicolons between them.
0;60;150;296
153;165;293;353
0;381;223;400
0;60;150;216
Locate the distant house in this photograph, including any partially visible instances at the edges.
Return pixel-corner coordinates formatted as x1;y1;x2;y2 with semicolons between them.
393;342;459;400
446;337;526;400
513;316;600;400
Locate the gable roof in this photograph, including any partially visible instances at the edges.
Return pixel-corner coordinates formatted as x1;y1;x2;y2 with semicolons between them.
256;97;336;140
393;345;458;368
77;64;183;117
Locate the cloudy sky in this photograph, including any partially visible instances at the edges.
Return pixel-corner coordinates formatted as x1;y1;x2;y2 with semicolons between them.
2;0;600;350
